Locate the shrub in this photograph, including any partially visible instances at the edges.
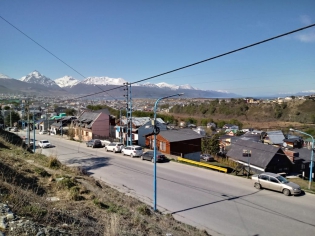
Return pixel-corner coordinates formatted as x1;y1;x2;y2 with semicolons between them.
48;157;61;169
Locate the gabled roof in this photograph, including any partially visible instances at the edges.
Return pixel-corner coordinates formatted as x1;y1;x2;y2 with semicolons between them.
265;130;285;145
120;117;164;127
293;147;313;163
158;128;203;142
78;111;102;123
227;139;283;169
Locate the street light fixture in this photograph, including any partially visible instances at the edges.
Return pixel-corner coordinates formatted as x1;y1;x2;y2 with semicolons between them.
153;93;183;211
289;128;314;189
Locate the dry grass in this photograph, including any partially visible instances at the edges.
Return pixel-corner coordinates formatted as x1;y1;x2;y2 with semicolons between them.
0;134;210;236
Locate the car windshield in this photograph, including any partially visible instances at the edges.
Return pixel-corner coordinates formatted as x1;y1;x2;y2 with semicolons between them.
276;175;289;184
43;141;49;143
135;147;142;150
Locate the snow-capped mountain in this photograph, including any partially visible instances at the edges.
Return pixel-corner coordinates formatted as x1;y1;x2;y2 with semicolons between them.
0;73;12;79
156;82;180;90
55;75;79;88
81;76;127;86
179;84;196;90
139;82;159;88
20;70;59;88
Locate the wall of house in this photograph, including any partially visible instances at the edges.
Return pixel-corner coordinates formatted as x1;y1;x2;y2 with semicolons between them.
138;121;167;147
265;152;292;174
74;127;92;142
92;113;110;139
146;134;201;161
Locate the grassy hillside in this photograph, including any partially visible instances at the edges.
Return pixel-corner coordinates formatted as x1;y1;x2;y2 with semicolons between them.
0;131;209;236
169;99;315;129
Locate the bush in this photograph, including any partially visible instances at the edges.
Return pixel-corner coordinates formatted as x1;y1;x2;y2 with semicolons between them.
48;157;61;169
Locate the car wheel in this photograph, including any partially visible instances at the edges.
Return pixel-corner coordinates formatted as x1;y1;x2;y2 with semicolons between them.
283;189;291;196
131;154;134;158
105;148;108;152
254;183;261;190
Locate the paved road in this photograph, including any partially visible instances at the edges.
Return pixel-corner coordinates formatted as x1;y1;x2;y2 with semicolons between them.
23;132;315;236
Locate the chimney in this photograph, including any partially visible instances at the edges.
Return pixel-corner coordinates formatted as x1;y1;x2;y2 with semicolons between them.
283;149;299;162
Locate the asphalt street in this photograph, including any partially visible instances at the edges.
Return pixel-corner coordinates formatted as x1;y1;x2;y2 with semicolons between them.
19;131;315;236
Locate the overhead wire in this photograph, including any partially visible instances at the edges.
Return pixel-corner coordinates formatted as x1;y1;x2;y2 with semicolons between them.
73;23;315;100
1;13;314;100
0;15;120;101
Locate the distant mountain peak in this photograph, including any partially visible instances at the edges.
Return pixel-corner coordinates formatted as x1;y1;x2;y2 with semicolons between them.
55;75;79;88
0;73;12;79
81;76;127;86
20;71;59;88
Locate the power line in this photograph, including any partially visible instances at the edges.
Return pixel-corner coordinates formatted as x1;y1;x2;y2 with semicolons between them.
0;15;118;101
73;23;315;100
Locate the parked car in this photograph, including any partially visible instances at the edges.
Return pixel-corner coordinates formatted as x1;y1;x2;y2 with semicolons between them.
251;172;301;196
105;142;124;153
121;145;143;158
12;127;18;132
38;140;51;148
24;138;34;145
200;154;214;162
86;139;102;148
39;130;48;135
5;127;11;131
141;151;166;163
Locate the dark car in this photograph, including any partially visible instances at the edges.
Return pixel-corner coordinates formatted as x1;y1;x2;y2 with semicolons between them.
86;139;102;148
200;154;215;162
141;151;166;163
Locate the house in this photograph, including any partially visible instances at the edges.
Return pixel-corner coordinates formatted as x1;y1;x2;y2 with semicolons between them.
262;130;285;146
206;122;216;129
227;139;292;174
192;126;206;136
283;135;304;149
145;128;203;161
137;118;167;147
284;147;314;179
71;110;114;142
49;116;76;135
223;124;239;130
116;117;165;145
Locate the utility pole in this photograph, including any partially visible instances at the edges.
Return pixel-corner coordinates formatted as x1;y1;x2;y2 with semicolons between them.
119;109;122;143
27;101;30;146
33;107;35;152
243;149;251;178
123;83;129;146
129;84;132;145
10;108;12;127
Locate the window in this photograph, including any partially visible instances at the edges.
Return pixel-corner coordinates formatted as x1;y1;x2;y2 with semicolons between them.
270;177;279;183
160;142;166;151
260;175;269;181
85;131;88;136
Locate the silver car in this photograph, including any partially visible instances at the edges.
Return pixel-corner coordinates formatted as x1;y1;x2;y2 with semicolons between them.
251;172;301;196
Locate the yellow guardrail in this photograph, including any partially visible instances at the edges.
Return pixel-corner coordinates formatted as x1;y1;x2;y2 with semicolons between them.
177;157;227;173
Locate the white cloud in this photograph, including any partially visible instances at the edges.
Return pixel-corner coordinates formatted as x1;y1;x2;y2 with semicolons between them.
295;31;315;42
300;15;312;25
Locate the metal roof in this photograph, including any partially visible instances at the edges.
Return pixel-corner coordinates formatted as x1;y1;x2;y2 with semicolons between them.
159;128;203;142
227;139;282;169
265;130;285;145
121;117;164;127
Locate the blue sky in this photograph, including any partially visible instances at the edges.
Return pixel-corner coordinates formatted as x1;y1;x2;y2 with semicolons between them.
1;0;315;97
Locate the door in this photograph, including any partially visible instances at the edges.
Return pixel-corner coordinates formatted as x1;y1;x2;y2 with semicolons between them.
269;177;282;192
259;175;270;189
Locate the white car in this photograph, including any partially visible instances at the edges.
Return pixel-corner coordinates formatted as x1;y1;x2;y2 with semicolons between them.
39;130;48;135
105;142;124;153
121;145;143;158
38;140;51;148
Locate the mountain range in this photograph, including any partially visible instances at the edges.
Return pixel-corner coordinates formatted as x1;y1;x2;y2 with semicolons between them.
0;70;238;98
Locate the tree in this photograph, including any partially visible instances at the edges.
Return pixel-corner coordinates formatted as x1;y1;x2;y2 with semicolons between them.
201;133;220;155
5;111;20;127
